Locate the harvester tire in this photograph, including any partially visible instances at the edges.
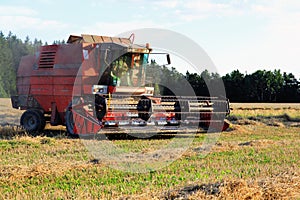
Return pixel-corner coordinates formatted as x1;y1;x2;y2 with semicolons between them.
20;109;45;133
137;96;151;121
95;95;106;121
65;103;77;137
33;109;46;131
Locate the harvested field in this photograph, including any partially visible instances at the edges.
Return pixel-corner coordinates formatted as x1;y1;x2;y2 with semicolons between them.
0;98;300;199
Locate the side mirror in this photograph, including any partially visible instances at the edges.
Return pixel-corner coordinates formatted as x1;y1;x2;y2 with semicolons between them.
166;54;171;65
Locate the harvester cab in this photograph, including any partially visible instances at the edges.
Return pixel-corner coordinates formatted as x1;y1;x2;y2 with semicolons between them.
95;52;155;94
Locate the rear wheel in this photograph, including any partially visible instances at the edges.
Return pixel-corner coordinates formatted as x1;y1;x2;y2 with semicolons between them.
20;109;45;133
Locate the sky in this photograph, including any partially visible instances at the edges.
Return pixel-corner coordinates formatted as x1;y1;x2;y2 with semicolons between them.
1;0;300;77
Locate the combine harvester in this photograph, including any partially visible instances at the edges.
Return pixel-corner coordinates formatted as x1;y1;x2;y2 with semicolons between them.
11;34;230;136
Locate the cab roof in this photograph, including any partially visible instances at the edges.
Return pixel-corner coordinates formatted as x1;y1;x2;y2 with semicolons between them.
67;34;151;53
67;34;132;45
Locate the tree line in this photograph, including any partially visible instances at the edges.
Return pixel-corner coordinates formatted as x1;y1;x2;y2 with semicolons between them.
0;31;65;97
147;62;300;103
222;69;300;102
0;31;299;102
0;31;42;97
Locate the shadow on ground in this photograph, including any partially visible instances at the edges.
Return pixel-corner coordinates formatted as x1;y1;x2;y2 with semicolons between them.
0;125;208;140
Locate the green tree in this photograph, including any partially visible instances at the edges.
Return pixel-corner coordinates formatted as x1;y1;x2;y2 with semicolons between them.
0;31;41;97
223;70;245;101
279;72;300;102
0;33;13;97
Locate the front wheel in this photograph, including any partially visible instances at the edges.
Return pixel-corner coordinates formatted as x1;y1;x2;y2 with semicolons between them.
65;103;77;137
20;109;45;133
137;97;151;121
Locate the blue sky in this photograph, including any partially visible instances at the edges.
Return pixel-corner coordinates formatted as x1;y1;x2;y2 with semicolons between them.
1;0;300;77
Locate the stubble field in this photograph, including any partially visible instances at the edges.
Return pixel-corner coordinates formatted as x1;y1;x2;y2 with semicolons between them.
0;98;299;199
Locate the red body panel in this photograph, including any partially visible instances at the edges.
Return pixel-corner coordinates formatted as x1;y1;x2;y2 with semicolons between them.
14;42;96;125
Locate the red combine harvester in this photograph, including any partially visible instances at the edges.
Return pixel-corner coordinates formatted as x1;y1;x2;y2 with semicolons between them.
11;34;230;136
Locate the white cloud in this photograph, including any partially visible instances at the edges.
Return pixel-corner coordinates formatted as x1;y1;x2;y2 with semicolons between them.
77;20;172;37
153;0;179;8
146;0;300;23
151;0;250;22
0;16;67;30
175;0;300;76
0;15;69;43
1;0;299;76
261;13;300;72
185;1;230;12
0;5;38;16
250;0;300;49
0;5;69;41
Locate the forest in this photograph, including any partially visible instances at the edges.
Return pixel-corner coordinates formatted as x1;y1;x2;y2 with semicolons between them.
0;31;299;102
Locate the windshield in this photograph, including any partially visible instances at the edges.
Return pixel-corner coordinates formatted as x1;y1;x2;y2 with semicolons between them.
99;53;148;87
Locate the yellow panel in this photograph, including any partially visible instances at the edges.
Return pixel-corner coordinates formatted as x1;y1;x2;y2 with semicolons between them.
82;34;95;43
92;35;104;43
101;36;113;43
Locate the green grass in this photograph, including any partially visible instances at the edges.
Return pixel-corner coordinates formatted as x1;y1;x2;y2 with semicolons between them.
230;102;300;118
0;100;300;199
0;124;299;199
